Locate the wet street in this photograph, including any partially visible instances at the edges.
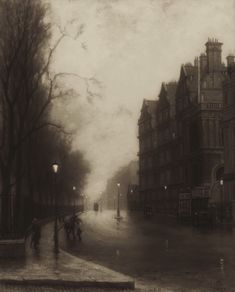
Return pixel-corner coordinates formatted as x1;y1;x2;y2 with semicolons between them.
60;210;235;292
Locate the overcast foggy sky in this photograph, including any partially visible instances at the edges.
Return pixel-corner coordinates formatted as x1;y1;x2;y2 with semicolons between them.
49;0;235;200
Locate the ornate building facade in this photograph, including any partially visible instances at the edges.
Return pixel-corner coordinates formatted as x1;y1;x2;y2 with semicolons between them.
175;39;226;204
155;82;178;214
223;55;235;222
138;39;231;218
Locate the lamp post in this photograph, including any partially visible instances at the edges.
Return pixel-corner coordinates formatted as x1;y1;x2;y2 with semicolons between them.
52;162;59;254
164;185;168;214
72;186;76;215
130;189;133;210
117;183;120;219
220;179;224;223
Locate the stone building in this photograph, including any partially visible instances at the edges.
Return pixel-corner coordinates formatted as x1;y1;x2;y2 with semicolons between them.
138;99;157;208
223;55;235;222
127;184;140;211
138;39;230;218
175;39;226;207
155;82;178;214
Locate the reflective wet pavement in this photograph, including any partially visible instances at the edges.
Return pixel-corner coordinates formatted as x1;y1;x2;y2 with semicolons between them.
60;210;235;291
0;221;134;290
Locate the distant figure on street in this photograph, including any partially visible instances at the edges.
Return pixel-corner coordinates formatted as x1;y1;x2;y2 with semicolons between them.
64;218;72;239
27;218;41;249
70;215;77;239
76;217;82;241
64;215;83;241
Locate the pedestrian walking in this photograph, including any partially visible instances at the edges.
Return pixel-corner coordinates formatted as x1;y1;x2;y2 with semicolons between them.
70;215;77;239
76;221;82;241
64;218;71;239
26;218;41;249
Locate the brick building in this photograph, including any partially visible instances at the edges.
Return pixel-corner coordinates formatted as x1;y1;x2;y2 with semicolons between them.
176;39;226;203
138;39;230;218
138;99;157;208
223;55;235;222
155;82;178;214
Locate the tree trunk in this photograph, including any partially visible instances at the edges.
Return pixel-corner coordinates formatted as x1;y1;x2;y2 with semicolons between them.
1;168;12;237
15;144;24;236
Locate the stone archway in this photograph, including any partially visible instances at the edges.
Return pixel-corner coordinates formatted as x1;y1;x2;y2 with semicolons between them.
211;164;224;183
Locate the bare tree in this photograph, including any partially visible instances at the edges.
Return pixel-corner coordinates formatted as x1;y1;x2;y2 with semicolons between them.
0;0;66;236
0;0;94;237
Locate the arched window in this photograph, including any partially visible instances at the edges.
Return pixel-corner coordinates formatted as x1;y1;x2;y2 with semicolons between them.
216;167;224;181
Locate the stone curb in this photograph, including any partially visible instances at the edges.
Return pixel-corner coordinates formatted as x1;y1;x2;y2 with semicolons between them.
0;249;135;289
0;279;135;289
0;217;135;290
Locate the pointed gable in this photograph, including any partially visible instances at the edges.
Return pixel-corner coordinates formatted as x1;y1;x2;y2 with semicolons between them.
158;82;169;109
157;82;177;116
165;82;177;117
175;65;193;112
145;100;157;116
176;65;188;96
139;99;157;125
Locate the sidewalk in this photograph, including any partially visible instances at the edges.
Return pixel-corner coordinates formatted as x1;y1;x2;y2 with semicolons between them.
0;222;135;289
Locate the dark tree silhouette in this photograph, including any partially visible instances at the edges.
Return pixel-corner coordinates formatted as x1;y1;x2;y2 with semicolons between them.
0;0;90;237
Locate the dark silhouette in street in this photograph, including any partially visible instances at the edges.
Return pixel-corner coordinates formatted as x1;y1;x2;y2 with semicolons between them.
64;215;82;241
76;219;82;241
26;218;41;250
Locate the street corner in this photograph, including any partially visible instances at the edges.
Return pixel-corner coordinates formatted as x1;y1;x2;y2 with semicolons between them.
57;249;135;289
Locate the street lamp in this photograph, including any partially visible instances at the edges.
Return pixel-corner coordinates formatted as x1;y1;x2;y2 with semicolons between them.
117;183;121;219
220;179;224;223
52;163;59;174
164;185;168;214
73;186;76;215
52;162;59;254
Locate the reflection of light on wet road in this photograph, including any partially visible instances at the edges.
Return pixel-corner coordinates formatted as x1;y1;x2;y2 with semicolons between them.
82;210;139;240
61;210;235;291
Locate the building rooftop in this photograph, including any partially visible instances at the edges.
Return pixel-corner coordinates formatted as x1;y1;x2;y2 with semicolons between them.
165;82;177;102
144;99;157;116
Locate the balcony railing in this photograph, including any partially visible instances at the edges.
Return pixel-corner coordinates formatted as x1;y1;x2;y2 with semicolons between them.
200;102;223;110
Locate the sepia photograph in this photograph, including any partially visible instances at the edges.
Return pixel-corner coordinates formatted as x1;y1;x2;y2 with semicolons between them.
0;0;234;291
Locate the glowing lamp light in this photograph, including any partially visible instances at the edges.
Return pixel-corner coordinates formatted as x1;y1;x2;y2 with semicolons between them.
52;162;59;174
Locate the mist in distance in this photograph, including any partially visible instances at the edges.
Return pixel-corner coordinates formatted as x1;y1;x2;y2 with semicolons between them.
48;0;235;199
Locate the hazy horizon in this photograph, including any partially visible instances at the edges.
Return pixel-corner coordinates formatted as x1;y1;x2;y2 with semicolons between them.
48;0;235;200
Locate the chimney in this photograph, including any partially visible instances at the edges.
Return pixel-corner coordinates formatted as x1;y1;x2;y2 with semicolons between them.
205;38;223;72
226;55;235;67
200;53;207;74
